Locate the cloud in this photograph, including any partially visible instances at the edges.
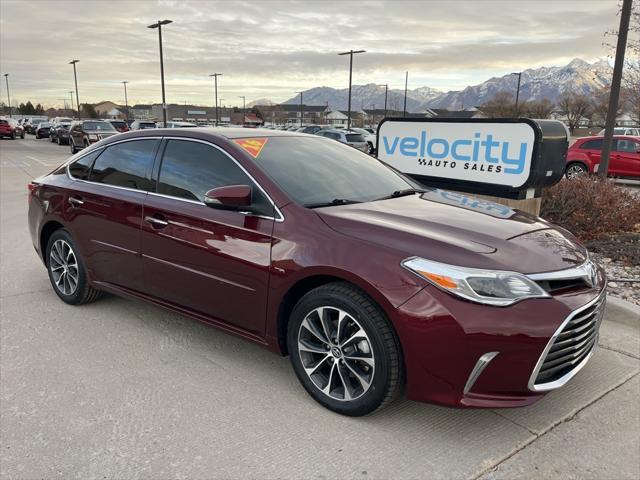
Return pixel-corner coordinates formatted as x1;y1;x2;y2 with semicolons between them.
0;0;621;107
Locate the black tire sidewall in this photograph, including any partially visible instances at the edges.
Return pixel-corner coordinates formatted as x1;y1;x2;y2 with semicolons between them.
287;286;396;416
45;229;90;305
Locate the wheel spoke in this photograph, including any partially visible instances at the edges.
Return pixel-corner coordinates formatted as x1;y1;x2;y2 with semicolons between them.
317;307;334;344
298;338;328;354
343;359;372;390
304;355;331;377
322;362;337;395
301;317;329;344
335;311;348;344
344;353;375;367
336;363;354;400
340;327;365;348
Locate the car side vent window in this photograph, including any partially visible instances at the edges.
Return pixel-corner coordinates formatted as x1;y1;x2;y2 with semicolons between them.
68;150;102;181
158;139;272;215
89;139;158;191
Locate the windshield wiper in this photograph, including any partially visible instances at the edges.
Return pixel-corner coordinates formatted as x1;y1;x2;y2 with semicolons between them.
305;198;362;209
375;188;425;201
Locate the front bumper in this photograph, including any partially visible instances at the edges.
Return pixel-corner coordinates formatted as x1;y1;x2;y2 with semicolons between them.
392;268;607;408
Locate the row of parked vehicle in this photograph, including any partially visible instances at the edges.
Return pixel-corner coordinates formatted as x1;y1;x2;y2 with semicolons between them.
263;124;378;153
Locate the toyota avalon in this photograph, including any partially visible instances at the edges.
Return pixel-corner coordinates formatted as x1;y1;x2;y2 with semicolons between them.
28;128;606;416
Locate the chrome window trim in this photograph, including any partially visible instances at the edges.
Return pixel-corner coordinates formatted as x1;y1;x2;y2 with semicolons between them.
463;351;499;395
527;289;607;392
65;135;284;222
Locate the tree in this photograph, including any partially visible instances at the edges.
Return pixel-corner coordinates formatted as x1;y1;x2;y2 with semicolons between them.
622;64;640;124
523;98;555;119
591;87;623;125
557;92;592;133
18;101;36;115
81;103;98;118
478;90;517;118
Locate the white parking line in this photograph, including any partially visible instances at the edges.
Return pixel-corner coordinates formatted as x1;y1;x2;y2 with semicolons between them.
25;155;50;166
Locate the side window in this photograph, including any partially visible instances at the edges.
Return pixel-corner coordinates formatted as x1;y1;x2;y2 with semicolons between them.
614;139;638;153
580;139;602;150
89;139;158;191
157;140;273;215
68;150;102;180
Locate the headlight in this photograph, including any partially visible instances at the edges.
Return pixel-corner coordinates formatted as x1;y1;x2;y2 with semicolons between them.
402;257;550;306
88;134;98;140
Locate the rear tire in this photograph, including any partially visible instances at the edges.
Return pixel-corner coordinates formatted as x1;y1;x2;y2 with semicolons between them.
287;282;403;416
45;229;102;305
10;131;16;140
70;139;77;154
565;162;588;179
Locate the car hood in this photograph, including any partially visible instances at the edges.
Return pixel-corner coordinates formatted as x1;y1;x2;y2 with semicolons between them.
315;189;587;274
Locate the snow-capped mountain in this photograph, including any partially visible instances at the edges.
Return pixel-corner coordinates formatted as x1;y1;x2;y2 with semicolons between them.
282;58;612;111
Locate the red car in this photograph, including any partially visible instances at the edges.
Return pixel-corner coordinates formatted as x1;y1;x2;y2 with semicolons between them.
566;135;640;179
106;119;130;133
28;129;606;416
0;117;25;139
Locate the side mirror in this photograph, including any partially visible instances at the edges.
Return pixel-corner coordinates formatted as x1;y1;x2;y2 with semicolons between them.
635;145;640;154
204;185;252;210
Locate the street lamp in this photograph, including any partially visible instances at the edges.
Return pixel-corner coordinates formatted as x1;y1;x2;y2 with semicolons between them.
3;74;11;118
403;71;408;117
69;91;74;116
296;91;304;127
338;49;366;130
69;60;80;117
209;73;222;125
121;81;129;121
377;83;388;118
511;72;522;114
238;95;246;110
148;19;173;125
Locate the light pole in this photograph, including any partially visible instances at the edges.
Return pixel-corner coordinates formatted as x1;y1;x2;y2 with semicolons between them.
377;83;388;118
121;81;129;121
3;74;11;118
69;91;74;116
209;73;222;125
338;49;366;130
599;0;632;178
296;91;304;127
69;60;80;117
238;95;246;110
148;19;172;125
511;72;522;114
403;71;408;117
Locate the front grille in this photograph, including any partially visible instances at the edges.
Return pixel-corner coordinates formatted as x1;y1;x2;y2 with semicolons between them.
532;292;606;389
535;278;591;294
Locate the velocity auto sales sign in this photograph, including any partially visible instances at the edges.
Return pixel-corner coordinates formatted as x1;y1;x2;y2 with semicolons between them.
377;120;536;188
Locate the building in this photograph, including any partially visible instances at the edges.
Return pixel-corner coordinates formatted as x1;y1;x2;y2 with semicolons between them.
254;104;328;126
131;104;153;120
94;101;126;119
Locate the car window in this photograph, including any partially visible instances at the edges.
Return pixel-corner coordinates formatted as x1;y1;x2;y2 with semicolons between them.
346;134;365;142
89;139;158;190
615;139;639;153
83;121;116;131
157;139;272;214
254;136;411;206
68;149;103;181
580;139;603;150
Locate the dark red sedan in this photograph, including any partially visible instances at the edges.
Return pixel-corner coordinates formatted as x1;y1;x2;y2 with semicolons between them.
0;117;25;139
28;128;606;416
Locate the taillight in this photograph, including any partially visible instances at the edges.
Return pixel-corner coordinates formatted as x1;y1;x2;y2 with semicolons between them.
27;182;38;202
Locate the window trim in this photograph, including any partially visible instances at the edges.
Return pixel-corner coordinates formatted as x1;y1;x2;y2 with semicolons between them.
66;136;284;222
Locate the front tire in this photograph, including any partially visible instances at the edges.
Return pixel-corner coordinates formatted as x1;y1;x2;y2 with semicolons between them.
70;139;77;154
46;229;101;305
287;282;403;416
565;162;588;179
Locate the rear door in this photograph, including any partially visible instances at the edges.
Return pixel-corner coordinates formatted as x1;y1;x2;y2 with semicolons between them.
613;138;640;177
141;138;276;336
65;138;160;292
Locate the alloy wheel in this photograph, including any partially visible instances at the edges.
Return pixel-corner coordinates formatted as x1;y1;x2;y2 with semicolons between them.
49;239;79;296
566;164;586;179
297;306;375;401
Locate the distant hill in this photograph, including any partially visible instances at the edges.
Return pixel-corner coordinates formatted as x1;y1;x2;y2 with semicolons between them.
282;58;612;111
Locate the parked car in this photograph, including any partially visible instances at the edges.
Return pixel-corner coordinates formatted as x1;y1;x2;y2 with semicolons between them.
597;127;640;137
0;118;25;139
130;120;157;130
316;128;369;152
24;118;48;134
28;128;606;416
105;119;130;133
50;116;73;125
158;121;198;128
296;125;325;135
50;122;72;145
350;127;377;154
566;135;640;179
35;122;52;139
68;120;119;154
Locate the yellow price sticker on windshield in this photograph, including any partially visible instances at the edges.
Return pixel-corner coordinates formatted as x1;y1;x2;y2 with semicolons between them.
233;138;268;158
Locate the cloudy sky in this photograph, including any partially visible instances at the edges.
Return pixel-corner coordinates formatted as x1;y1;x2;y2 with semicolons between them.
0;0;622;108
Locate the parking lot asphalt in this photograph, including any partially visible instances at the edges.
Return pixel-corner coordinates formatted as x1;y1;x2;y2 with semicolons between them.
1;135;639;479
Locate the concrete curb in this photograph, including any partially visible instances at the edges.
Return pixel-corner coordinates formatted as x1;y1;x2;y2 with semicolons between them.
605;295;640;328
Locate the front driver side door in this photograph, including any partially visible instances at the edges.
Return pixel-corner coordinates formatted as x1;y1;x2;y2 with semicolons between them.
141;138;276;337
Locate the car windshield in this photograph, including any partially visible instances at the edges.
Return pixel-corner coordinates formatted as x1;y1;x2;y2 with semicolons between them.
40;123;51;127
83;121;116;131
251;136;411;206
60;122;71;127
110;121;125;128
346;134;365;142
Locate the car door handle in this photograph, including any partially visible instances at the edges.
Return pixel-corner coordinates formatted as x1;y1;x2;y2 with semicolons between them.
68;196;84;206
144;215;169;228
